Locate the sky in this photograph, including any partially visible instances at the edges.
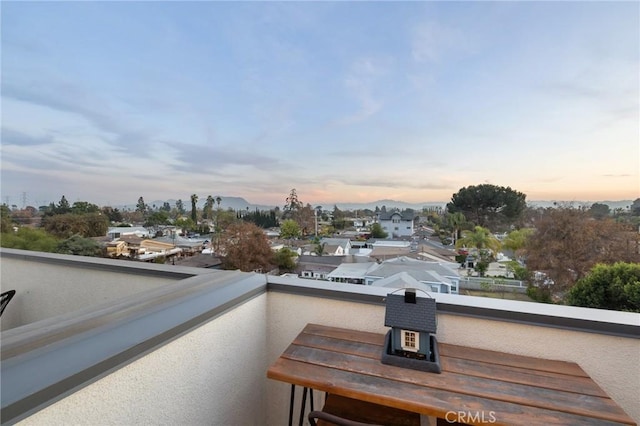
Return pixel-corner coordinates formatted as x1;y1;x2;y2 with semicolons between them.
1;1;639;209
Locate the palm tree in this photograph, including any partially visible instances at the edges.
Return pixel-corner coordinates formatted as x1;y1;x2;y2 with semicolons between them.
214;196;222;250
190;194;198;225
455;226;501;255
446;212;466;244
205;196;214;220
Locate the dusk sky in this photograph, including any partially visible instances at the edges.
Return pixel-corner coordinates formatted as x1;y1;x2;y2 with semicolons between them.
2;1;638;208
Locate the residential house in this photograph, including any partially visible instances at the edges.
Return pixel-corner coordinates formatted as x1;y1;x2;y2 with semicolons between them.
326;261;376;284
319;238;351;256
107;226;150;240
173;253;222;269
368;240;412;260
296;255;345;280
105;240;127;258
154;235;208;256
377;209;417;238
365;256;460;294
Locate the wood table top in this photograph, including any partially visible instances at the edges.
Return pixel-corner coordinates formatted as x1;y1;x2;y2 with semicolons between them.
267;323;636;426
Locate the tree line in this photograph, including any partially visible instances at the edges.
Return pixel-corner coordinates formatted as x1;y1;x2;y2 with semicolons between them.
2;186;639;311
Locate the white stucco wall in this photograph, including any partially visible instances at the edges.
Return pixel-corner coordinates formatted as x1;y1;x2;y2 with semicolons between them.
265;291;640;425
0;255;181;330
17;294;268;426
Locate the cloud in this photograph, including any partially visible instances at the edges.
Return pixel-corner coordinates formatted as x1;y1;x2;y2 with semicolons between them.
336;56;390;124
2;79;154;156
411;21;465;63
1;128;55;147
332;175;453;191
169;141;284;174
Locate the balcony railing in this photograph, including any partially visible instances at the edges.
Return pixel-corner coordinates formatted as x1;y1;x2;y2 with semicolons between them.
1;248;638;425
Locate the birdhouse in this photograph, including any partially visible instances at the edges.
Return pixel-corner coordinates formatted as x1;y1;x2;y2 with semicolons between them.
381;288;441;373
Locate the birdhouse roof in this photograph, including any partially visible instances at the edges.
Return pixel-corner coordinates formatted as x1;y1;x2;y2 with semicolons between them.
384;293;437;333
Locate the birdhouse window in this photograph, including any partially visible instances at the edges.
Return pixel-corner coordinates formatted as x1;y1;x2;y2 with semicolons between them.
401;330;419;352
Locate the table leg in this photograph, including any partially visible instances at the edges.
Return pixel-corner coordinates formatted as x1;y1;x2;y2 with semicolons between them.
289;385;315;426
299;387;308;426
289;384;295;426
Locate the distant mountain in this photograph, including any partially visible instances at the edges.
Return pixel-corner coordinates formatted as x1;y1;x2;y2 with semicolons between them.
116;197;275;212
331;200;446;211
527;200;635;210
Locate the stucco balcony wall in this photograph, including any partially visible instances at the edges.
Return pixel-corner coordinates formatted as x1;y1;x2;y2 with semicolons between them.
1;249;638;425
0;250;194;331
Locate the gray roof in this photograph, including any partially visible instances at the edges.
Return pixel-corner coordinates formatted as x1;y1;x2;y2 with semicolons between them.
377;210;416;221
384;293;437;333
372;271;450;289
320;238;351;248
154;235;206;248
367;257;459;279
326;262;376;279
370;272;423;289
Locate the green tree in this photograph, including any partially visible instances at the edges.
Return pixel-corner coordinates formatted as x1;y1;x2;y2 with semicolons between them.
475;261;490;277
190;194;198;224
370;222;388;239
588;203;611;220
145;211;170;227
455;226;501;255
136;197;146;214
215;209;237;230
283;188;302;219
175;199;185;215
273;247;297;272
57;195;71;214
566;263;640;312
84;212;109;237
280;219;301;239
1;204;14;233
101;206;123;223
314;242;326;256
204;195;214;220
1;227;59;252
446;211;467;243
505;260;530;281
42;212;108;238
71;201;100;214
502;228;534;260
447;184;526;228
175;217;195;234
56;234;102;257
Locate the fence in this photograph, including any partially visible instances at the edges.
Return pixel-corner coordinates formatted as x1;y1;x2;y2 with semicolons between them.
458;277;527;294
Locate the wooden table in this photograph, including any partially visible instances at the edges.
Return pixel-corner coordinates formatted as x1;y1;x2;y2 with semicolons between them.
267;324;636;426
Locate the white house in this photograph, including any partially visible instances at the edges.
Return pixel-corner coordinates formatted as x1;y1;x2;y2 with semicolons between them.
377;210;416;238
107;226;151;240
319;238;352;256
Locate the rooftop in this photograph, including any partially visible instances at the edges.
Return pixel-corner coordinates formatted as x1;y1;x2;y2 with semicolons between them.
1;248;638;425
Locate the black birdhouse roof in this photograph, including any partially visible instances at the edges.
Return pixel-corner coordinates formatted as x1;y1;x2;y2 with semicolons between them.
384;292;437;333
